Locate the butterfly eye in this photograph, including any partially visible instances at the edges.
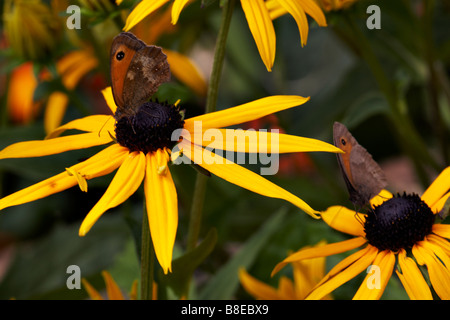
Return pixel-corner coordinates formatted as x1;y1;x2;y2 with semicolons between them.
116;51;125;61
341;138;346;146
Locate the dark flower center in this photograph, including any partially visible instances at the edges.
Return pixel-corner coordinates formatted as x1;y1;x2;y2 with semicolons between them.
115;101;184;154
364;193;435;251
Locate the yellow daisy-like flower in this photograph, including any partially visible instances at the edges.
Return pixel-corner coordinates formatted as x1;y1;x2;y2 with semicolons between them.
82;270;139;300
123;0;327;71
240;241;331;299
273;167;450;299
0;88;341;274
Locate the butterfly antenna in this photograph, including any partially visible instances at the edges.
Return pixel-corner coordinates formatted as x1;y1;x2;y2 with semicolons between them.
98;116;113;138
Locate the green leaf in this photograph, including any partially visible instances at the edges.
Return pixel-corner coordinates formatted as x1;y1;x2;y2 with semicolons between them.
198;207;287;299
342;92;390;129
159;228;218;297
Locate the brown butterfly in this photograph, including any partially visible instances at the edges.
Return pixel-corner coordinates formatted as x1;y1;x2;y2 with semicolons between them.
110;32;171;119
333;122;387;207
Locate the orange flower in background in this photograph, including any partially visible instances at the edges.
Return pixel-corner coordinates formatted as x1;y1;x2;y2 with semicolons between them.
7;62;41;124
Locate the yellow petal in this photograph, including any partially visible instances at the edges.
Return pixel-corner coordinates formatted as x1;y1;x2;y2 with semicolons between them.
101;87;117;114
239;268;281;300
272;236;367;276
320;205;366;236
44;92;68;134
432;223;450;239
102;271;125;300
190;128;342;154
171;0;190;24
305;245;378;300
353;250;395;300
60;51;98;90
144;150;178;274
370;189;393;208
46;114;115;139
276;0;309;46
240;0;276;71
124;0;170;31
412;243;450;300
396;249;432;300
66;167;88;192
164;49;207;96
298;0;327;26
0;144;128;211
0;132;113;160
182;140;319;219
421;166;450;210
184;95;310;131
79;151;146;236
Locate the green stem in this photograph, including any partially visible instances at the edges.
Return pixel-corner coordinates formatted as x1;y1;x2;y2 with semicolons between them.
186;0;235;252
140;204;155;300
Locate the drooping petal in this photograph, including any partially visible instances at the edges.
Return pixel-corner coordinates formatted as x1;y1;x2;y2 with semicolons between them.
123;0;170;31
79;151;146;236
421;166;450;210
272;237;367;276
427;233;450;256
0;144;127;211
164;49;207;96
305;245;378;300
239;268;281;300
396;249;432;300
171;0;190;24
101;87;117;115
184;95;310;131
240;0;276;71
353;250;395;300
46;114;115;139
82;278;104;300
102;271;126;300
0;132;113;160
181;140;320;219
276;0;309;46
321;206;366;237
190;129;342;154
298;0;327;26
44;92;68;134
144;149;178;274
412;242;450;300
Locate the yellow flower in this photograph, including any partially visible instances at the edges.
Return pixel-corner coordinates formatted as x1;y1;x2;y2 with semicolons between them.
82;270;138;300
3;0;62;61
123;0;327;71
0;88;341;274
240;241;331;299
5;49;98;132
273;167;450;299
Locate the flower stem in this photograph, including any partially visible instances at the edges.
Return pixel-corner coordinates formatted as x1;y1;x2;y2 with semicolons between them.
140;204;154;300
186;0;236;252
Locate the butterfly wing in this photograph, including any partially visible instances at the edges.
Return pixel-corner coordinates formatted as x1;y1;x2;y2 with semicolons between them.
121;44;171;111
349;144;387;206
110;32;146;111
333;122;387;207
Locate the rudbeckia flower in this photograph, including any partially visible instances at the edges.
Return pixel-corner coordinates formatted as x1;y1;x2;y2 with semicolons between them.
0;88;341;274
240;241;331;299
272;167;450;299
123;0;327;71
82;270;138;300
